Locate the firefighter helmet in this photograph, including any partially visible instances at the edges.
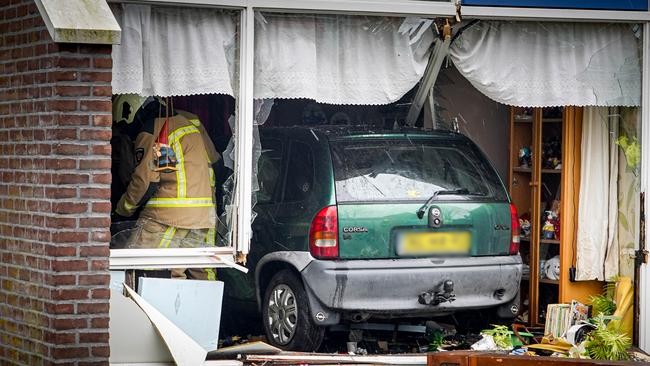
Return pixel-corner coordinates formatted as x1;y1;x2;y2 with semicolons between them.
112;94;148;124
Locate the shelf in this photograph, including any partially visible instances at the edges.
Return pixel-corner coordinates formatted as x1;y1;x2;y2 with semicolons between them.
540;239;560;245
514;118;533;124
520;236;531;242
542;118;563;123
539;278;559;285
513;167;532;173
541;169;561;174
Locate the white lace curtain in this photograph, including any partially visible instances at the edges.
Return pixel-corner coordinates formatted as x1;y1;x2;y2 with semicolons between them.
112;6;432;105
450;21;641;107
112;4;237;97
253;14;432;105
575;107;619;281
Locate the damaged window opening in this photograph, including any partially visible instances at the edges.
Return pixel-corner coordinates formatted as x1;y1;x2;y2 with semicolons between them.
102;1;647;361
108;3;247;275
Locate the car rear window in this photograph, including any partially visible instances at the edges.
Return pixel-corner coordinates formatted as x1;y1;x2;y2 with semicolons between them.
330;137;508;202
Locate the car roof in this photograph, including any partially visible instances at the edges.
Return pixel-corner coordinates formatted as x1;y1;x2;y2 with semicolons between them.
259;125;467;142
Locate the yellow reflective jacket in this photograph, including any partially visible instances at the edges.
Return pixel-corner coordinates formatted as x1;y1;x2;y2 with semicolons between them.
116;111;220;229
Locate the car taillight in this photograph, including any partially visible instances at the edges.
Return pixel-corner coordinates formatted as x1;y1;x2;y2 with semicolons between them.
309;206;339;259
509;203;520;255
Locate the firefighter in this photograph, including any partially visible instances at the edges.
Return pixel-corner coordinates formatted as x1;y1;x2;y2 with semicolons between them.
112;94;220;280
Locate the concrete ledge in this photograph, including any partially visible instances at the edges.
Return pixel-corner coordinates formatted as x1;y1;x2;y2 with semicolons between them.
35;0;121;45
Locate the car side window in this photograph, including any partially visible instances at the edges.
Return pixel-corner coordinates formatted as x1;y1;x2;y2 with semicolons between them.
283;141;314;202
257;138;283;204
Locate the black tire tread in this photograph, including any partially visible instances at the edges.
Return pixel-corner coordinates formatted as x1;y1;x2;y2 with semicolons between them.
262;269;324;351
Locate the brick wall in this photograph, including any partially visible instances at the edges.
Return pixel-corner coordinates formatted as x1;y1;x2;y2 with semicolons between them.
0;1;112;364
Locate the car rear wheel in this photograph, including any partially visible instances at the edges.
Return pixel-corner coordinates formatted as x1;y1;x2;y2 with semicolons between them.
262;269;324;351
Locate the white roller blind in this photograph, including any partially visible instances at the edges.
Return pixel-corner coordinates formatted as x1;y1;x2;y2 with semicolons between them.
112;4;236;97
450;21;641;107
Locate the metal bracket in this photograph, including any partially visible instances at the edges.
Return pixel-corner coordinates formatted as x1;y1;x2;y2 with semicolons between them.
635;249;648;267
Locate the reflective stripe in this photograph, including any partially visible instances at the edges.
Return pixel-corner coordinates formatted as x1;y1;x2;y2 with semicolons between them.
174;140;187;197
208;167;215;188
146;197;214;208
169;125;200;143
123;198;137;212
189;118;201;127
168;125;200;199
205;227;216;246
205;269;216;281
159;226;177;248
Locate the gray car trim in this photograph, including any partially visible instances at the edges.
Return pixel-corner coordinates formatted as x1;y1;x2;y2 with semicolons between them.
300;255;523;318
255;251;314;306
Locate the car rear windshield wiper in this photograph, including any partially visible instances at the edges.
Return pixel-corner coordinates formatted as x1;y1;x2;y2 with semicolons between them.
416;188;484;219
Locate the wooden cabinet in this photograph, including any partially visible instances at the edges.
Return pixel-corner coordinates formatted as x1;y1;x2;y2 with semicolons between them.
508;106;601;326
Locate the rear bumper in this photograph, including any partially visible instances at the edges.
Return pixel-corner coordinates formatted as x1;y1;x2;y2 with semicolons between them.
300;255;522;324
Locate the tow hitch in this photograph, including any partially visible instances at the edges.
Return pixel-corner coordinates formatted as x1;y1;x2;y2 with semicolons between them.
419;280;455;306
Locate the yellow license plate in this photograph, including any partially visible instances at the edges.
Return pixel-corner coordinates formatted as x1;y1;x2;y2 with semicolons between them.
398;232;471;255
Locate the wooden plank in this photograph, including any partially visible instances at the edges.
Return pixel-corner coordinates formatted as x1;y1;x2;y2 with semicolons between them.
530;107;543;325
428;351;643;366
247;354;427;365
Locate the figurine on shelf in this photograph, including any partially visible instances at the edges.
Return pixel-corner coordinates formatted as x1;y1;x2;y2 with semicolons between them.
544;255;561;280
542;210;561;240
519;146;532;168
542;211;556;240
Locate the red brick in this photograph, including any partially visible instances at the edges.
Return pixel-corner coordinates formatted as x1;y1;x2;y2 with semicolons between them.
80;72;111;83
52;260;88;272
93;58;112;69
47;100;77;112
52;318;88;330
91;231;111;243
91;202;111;214
52;232;89;244
91;173;111;184
90;289;110;299
80;129;111;141
79;217;111;228
91;346;110;358
77;303;109;314
52;174;89;185
90;317;109;328
91;144;111;155
52;202;88;214
54;85;90;97
80;246;109;257
51;346;90;359
54;289;89;301
92;85;112;97
45;187;77;199
49;275;76;286
79;159;111;170
80;188;110;199
90;260;109;271
54;143;88;155
92;115;112;127
58;56;90;68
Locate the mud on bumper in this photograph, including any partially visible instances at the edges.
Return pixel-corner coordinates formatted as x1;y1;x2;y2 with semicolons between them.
300;255;522;325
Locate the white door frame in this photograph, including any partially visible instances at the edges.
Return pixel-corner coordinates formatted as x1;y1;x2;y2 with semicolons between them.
639;21;650;353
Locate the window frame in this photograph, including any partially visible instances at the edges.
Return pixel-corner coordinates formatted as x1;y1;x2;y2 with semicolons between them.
106;1;650;291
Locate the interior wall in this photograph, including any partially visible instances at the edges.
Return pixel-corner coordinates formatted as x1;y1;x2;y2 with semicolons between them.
434;65;510;180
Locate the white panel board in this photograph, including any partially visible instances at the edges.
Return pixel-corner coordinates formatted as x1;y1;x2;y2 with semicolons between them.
138;278;224;352
108;290;174;364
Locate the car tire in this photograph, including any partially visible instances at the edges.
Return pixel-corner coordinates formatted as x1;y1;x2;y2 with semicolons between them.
262;269;324;351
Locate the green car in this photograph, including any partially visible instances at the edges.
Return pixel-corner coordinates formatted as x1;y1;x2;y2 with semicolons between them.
224;126;522;351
